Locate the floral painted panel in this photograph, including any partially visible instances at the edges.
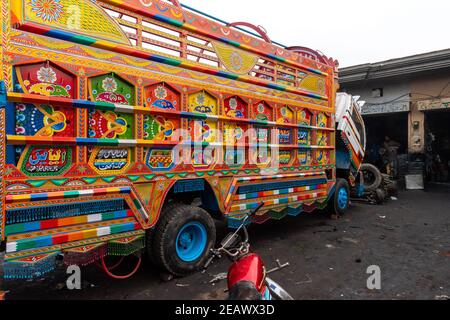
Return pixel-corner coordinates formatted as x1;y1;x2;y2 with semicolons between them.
252;101;273;121
14;63;76;137
145;83;180;110
188;91;217;115
89;74;135;139
224;96;247;118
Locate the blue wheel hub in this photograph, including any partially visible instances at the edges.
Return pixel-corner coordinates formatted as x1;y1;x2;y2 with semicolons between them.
176;221;207;262
337;187;349;210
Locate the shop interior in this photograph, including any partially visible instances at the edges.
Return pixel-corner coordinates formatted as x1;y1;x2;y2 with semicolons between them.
363;112;409;179
424;111;450;183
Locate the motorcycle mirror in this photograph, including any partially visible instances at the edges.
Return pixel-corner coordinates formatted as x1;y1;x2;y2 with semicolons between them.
220;232;241;249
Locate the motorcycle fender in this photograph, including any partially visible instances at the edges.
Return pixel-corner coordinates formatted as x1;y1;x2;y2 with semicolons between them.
227;253;265;292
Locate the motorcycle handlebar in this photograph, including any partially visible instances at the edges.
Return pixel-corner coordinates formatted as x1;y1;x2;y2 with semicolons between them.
203;202;264;270
249;202;264;217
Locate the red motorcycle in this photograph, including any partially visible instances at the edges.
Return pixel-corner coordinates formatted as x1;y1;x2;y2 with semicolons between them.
204;203;293;300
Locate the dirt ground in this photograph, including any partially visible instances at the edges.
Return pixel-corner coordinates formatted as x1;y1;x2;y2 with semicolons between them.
1;188;449;300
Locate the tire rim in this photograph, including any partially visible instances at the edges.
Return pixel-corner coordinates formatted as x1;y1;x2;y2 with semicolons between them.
176;221;207;262
363;171;375;186
337;187;348;210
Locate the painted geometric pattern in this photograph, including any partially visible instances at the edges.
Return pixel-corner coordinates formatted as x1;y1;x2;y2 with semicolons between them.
229;174;329;214
6;220;140;253
24;0;130;44
213;41;259;75
146;148;175;171
227;200;328;229
5;209;133;236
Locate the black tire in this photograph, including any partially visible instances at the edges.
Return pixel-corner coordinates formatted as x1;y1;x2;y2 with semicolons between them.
145;202;180;265
151;204;216;276
374;188;386;204
360;163;383;192
328;178;350;215
386;182;399;197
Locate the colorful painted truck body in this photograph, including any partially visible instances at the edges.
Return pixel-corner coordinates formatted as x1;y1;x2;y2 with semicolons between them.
0;0;344;279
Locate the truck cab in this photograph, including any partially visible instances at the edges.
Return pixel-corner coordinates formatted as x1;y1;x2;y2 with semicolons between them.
335;93;367;186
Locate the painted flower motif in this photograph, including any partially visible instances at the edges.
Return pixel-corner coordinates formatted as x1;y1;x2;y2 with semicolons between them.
196;93;206;106
16;104;27;112
102;77;118;93
230;51;243;71
154;86;168;100
15;126;26;135
37;67;57;84
30;0;64;22
257;103;265;114
229;98;237;110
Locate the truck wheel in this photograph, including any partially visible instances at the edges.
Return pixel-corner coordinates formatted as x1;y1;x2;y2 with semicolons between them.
151;204;216;276
328;178;350;215
146;202;180;265
360;164;382;192
375;188;386;204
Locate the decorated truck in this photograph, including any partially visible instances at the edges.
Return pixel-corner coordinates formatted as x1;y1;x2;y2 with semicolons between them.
0;0;350;279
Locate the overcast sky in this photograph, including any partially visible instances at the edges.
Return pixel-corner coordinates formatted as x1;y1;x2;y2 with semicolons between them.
180;0;450;67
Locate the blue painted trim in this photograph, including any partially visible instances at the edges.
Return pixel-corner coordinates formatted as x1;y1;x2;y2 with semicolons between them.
174;179;204;193
0;81;7;108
